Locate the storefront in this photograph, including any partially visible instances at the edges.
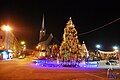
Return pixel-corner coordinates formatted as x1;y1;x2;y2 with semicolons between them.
0;50;13;60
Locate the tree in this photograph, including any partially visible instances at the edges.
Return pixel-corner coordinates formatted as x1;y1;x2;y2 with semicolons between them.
59;17;85;61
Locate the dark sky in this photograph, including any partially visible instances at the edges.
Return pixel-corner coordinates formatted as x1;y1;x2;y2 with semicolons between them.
0;0;120;50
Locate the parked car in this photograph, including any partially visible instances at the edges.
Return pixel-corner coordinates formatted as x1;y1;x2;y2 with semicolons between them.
106;60;118;65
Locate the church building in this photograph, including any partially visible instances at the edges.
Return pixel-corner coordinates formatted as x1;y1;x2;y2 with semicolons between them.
36;15;53;51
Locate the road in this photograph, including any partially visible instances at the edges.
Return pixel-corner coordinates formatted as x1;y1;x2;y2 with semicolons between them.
0;57;119;80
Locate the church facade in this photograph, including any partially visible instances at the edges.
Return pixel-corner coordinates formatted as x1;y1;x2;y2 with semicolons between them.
36;15;53;52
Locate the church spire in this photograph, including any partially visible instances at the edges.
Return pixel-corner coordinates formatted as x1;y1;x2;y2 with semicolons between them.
42;14;45;30
39;14;46;41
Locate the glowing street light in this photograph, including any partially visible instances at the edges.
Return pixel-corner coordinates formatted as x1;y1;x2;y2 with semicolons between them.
20;41;26;51
114;46;120;66
20;41;25;45
96;44;101;49
1;25;12;49
1;25;12;32
95;44;102;55
113;46;119;52
113;46;118;50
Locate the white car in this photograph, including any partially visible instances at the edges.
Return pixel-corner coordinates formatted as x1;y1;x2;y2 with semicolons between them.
9;53;13;59
106;60;118;65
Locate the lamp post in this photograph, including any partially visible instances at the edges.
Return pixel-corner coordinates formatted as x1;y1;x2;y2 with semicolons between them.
95;44;101;53
95;44;102;60
113;46;119;52
1;25;12;50
20;41;26;51
113;46;120;66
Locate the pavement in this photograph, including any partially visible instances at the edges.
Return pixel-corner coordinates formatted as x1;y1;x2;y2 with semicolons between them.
0;57;120;80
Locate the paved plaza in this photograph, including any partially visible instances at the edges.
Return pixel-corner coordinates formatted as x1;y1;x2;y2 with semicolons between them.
0;58;120;80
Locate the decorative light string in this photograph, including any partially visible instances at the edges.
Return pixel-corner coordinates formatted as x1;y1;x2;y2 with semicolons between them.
78;18;120;36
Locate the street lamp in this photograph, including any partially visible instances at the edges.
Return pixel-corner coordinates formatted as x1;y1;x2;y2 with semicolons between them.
95;44;102;57
113;46;120;66
96;44;101;49
1;25;12;49
113;46;119;52
20;41;25;45
20;41;26;51
1;25;12;32
113;46;118;50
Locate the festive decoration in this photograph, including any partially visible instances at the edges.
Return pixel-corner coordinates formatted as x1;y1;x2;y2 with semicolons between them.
59;17;86;61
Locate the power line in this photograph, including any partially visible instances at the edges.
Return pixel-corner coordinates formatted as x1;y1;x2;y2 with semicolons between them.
78;17;120;36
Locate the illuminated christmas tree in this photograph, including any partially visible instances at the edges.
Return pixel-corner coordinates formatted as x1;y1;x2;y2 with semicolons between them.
60;17;85;61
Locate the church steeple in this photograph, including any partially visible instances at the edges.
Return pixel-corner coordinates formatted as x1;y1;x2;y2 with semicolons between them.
41;14;45;30
39;14;46;41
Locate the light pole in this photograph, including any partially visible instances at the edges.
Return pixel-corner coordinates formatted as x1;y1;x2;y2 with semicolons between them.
19;41;26;58
113;46;120;66
95;44;102;60
1;25;12;50
20;41;26;51
113;46;119;52
95;44;101;53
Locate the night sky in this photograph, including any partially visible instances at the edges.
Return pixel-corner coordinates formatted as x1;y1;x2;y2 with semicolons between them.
0;0;120;50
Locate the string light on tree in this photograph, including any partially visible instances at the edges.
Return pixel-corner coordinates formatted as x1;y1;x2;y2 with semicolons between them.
59;17;86;61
